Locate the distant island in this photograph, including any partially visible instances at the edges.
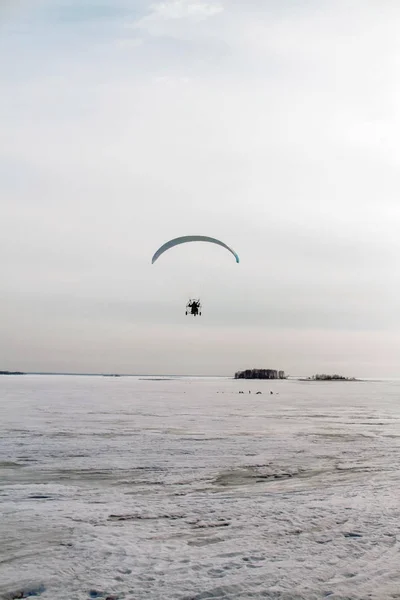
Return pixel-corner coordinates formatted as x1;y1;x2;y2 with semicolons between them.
235;369;286;380
0;370;25;375
300;374;357;381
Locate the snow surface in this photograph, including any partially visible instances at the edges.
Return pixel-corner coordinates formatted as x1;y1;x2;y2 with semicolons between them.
1;375;400;599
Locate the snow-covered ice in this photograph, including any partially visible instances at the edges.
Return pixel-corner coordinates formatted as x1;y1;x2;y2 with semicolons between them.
1;375;400;599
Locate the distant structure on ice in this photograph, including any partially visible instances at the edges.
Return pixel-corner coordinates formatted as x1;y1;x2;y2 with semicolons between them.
0;370;25;375
234;369;285;380
309;374;356;381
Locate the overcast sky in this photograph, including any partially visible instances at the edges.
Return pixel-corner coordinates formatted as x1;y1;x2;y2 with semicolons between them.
1;0;400;376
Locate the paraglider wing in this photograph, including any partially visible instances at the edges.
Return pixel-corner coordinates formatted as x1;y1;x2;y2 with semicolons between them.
151;236;240;264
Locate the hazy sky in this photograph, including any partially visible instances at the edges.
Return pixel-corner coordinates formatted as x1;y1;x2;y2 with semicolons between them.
2;0;400;376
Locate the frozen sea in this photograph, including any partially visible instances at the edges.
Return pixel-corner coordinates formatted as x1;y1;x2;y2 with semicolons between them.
1;376;400;600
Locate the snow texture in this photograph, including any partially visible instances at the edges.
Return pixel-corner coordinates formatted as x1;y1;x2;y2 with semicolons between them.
1;375;400;599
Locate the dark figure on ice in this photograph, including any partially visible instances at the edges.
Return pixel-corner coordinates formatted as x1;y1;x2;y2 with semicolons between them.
186;299;202;316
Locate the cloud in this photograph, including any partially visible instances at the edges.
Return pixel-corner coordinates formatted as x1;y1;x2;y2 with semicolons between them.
1;0;143;24
144;0;223;21
1;0;400;374
124;0;225;67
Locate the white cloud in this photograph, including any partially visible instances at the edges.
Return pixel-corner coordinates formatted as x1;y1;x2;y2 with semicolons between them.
131;0;223;41
148;0;222;21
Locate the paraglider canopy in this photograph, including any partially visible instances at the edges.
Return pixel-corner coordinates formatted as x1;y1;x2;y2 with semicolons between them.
151;235;240;264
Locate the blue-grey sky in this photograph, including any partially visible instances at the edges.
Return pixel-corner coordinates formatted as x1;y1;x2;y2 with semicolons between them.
1;0;400;376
